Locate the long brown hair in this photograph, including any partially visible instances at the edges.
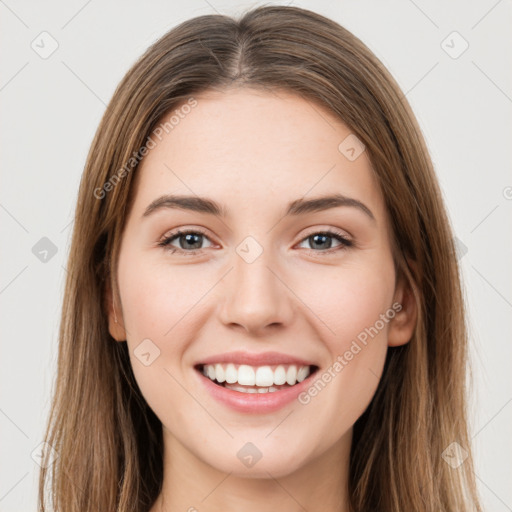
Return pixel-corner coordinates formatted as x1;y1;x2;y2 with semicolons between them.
38;5;482;511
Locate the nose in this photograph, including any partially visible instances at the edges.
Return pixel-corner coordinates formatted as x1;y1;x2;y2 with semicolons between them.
218;247;294;336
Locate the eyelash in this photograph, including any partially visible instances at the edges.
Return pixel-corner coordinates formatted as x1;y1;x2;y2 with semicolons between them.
157;228;353;257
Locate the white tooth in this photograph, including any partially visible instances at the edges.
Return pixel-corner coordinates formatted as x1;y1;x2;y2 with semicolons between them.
204;362;309;387
224;382;283;394
225;383;247;392
296;365;310;382
215;363;225;383
273;365;287;385
225;363;237;384
255;366;274;387
286;365;298;385
238;365;255;386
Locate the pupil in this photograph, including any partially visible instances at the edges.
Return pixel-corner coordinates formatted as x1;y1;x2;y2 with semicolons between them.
310;234;331;250
182;233;202;250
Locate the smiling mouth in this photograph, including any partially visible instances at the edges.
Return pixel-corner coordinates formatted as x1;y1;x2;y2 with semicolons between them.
195;363;319;394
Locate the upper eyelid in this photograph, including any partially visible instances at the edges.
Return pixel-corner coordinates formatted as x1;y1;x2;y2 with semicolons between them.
159;226;351;241
158;226;211;241
159;227;352;251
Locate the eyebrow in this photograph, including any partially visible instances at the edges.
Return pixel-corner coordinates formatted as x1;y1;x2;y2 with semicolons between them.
142;193;375;221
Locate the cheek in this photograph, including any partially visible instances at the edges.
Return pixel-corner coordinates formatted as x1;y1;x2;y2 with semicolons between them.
117;238;395;428
312;261;395;343
300;263;395;424
118;249;203;341
116;249;200;408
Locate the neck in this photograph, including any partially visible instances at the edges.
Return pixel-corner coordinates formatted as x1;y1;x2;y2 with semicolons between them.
151;427;352;512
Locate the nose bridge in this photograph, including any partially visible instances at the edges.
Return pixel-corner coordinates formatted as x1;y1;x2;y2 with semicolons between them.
219;236;292;333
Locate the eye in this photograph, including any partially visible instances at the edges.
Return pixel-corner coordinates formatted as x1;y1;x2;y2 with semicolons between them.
158;228;353;257
296;229;353;256
158;229;213;255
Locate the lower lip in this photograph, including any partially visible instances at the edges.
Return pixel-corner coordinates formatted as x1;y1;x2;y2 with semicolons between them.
195;368;317;414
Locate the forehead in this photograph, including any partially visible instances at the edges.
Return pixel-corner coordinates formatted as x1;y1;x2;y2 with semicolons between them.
131;87;384;221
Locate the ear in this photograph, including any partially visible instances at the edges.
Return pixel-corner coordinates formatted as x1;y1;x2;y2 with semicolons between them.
387;262;418;347
105;281;127;342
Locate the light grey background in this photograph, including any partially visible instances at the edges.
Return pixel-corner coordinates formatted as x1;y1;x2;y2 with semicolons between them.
1;1;511;510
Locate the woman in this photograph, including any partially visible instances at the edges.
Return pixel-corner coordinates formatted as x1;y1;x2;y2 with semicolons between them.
38;5;482;511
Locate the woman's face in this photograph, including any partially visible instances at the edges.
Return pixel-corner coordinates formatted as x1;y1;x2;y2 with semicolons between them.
109;87;414;477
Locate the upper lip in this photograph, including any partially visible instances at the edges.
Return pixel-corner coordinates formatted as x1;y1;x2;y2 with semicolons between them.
196;351;316;368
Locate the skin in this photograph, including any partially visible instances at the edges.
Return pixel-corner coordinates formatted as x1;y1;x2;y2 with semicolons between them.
107;87;417;512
